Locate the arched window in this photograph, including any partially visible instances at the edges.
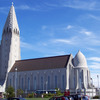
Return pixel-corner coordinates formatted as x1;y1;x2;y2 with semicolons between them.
34;77;36;90
9;28;11;32
28;77;30;90
48;76;50;89
3;29;5;33
87;70;88;88
62;75;64;89
21;78;23;90
10;79;11;86
55;75;57;88
14;29;15;33
7;27;8;32
13;75;14;87
16;29;17;33
41;77;43;89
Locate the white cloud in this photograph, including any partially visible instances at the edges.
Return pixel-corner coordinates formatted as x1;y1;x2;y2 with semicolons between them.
88;62;100;69
41;25;47;30
20;41;35;50
87;57;100;62
61;1;100;11
88;14;100;21
15;5;40;11
52;39;74;45
64;25;73;30
80;29;92;36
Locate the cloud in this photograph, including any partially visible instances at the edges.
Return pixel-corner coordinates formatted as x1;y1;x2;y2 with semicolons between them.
88;14;100;21
64;25;73;30
87;57;100;62
41;25;47;30
20;41;35;50
88;62;100;69
52;38;75;45
61;0;100;11
15;5;40;11
0;7;9;14
79;29;92;36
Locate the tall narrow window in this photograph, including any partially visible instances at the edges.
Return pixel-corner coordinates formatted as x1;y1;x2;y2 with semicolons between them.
28;77;30;90
48;76;50;89
41;77;43;89
34;77;36;90
55;75;57;88
87;70;88;88
21;78;23;90
10;79;11;86
62;75;64;89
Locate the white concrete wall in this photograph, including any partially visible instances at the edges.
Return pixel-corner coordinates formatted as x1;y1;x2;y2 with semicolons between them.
7;68;67;92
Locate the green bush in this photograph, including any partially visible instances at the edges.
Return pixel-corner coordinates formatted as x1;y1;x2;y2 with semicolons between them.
27;93;34;98
17;89;24;97
93;95;99;99
5;86;15;98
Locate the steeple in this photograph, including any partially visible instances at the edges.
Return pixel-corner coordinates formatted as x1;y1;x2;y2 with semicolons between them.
3;3;19;34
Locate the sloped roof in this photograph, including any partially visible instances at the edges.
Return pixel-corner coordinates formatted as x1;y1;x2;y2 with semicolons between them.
10;55;71;72
3;4;19;31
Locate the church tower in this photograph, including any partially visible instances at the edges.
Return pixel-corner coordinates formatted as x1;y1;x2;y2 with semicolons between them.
0;3;20;82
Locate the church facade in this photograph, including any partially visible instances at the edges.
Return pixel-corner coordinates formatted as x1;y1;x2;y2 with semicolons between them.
0;4;96;96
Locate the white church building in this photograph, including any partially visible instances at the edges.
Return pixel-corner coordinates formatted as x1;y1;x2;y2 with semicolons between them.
0;4;96;96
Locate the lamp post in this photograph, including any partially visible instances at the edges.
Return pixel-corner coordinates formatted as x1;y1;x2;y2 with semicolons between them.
46;81;48;94
15;67;17;97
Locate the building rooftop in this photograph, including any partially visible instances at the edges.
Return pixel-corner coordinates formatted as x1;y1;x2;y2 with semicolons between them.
10;55;71;72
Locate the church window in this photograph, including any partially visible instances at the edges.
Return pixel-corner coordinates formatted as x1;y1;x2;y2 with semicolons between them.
3;29;5;33
48;76;50;89
85;76;87;88
41;77;43;90
16;29;17;33
62;75;64;89
87;71;88;88
34;77;36;90
21;78;24;90
28;77;30;90
7;27;8;32
74;76;75;88
18;31;19;34
13;75;14;87
10;79;11;86
9;28;11;32
55;75;57;88
14;29;15;33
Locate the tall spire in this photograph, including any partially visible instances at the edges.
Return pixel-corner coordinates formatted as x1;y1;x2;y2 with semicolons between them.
3;3;19;33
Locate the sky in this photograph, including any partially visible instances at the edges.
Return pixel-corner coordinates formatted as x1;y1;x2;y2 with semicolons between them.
0;0;100;87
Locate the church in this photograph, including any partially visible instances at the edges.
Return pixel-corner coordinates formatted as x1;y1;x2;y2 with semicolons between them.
0;4;96;96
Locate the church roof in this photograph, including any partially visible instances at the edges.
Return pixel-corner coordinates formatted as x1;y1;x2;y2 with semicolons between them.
10;55;71;72
3;3;19;31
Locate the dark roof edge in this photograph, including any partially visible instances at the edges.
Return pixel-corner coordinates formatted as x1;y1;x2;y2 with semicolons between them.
15;54;71;62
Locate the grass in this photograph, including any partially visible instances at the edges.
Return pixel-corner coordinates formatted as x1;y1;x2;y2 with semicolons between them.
26;98;50;100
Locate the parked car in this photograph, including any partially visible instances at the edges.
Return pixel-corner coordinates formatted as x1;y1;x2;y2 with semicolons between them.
82;95;90;100
49;96;69;100
5;98;26;100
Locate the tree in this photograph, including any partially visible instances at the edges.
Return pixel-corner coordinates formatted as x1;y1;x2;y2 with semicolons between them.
17;89;24;97
6;86;15;98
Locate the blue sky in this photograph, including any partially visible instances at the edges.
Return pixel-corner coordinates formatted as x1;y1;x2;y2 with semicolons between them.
0;0;100;87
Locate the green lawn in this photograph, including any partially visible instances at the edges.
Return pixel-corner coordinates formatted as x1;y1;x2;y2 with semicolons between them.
26;98;50;100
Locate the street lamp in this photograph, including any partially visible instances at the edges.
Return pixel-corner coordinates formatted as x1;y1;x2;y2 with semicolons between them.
15;67;17;97
46;81;48;94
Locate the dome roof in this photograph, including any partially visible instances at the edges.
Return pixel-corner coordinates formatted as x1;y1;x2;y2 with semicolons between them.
73;50;88;68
